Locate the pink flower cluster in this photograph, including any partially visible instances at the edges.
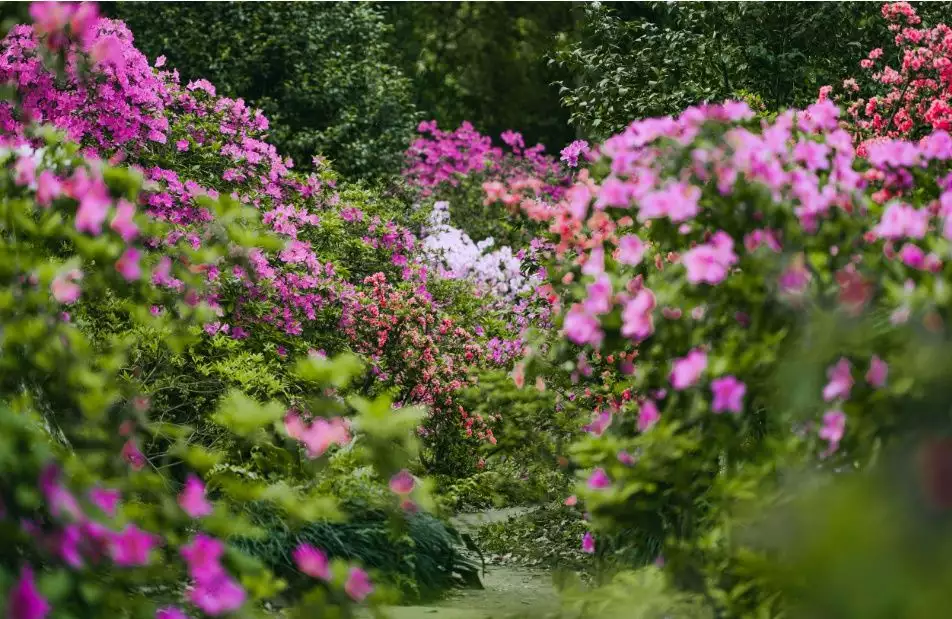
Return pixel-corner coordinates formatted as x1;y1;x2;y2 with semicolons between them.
826;3;952;152
405;120;568;201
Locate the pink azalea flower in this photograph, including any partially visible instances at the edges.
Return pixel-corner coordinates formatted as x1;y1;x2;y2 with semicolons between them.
581;246;605;276
587;467;611;490
39;465;81;521
344;567;374;602
621;288;655;341
866;355;888;388
899;243;926;269
178;474;213;519
822;358;853;401
36;170;62;207
564;495;578;506
109;524;161;566
109;199;138;242
284;411;306;440
116;248;142;281
298;417;351;459
617;450;636;466
637;399;660;432
670;349;707;390
7;566;50;619
563;305;603;346
583;274;613;315
156;607;188;619
88;487;121;517
581;532;595;554
584;411;612;437
710;376;746;414
89;34;125;67
154;55;167;68
819;410;846;453
57;524;83;568
389;469;415;495
121;439;146;470
181;534;225;582
617;235;646;266
188;572;246;616
682;244;731;284
176;140;189;152
51;269;82;304
293;543;330;580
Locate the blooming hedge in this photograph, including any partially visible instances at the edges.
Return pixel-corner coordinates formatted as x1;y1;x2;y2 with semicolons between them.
495;92;952;614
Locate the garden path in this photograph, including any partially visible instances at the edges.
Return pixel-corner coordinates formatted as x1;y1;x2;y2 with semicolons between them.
377;508;560;619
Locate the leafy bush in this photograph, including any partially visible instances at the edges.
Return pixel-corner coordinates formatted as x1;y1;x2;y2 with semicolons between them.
109;1;418;178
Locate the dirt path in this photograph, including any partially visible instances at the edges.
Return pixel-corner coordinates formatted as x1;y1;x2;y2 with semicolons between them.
378;508;559;619
382;563;558;619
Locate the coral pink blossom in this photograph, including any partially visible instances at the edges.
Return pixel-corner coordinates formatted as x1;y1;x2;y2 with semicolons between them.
822;358;853;401
710;376;746;414
51;269;82;304
115;247;142;281
866;355;888;387
564;495;578;506
178;474;213;518
670;349;707;390
293;543;330;580
388;469;415;495
344;567;374;602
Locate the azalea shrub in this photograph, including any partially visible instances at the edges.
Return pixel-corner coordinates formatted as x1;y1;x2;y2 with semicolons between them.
406;120;570;249
0;1;518;486
498;94;952;615
824;2;952;152
0;4;494;617
0;128;430;617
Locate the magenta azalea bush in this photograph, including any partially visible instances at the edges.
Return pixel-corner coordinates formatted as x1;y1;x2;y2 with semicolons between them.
0;3;493;617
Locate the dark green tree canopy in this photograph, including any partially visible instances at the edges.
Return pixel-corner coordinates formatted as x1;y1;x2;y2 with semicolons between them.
110;1;419;178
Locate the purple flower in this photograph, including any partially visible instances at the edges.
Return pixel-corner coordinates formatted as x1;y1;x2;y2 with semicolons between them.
7;566;50;619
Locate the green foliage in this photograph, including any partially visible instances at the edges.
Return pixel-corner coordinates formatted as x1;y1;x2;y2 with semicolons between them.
554;2;952;138
109;1;418;178
383;2;579;151
474;505;589;572
235;504;479;604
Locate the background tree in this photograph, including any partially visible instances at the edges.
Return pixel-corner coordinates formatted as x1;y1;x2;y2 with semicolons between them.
108;1;419;179
381;1;580;152
554;1;952;138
